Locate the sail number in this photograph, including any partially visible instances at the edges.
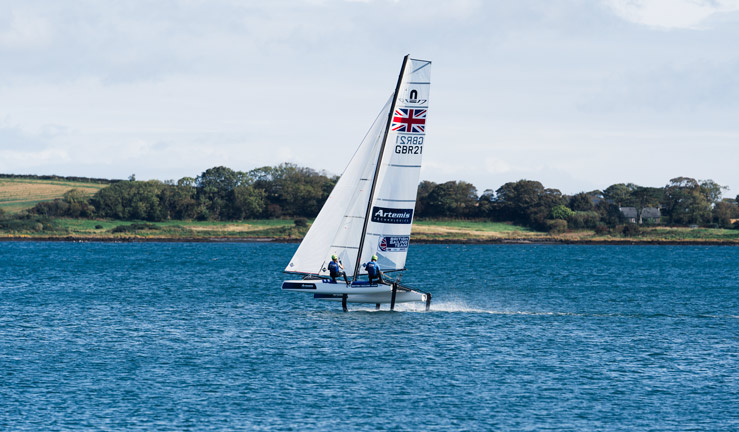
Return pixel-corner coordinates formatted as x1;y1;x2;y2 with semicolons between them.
395;145;422;154
395;135;423;155
396;136;423;145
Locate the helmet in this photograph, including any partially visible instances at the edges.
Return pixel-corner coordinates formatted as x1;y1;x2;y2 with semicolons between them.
331;254;338;260
371;255;377;261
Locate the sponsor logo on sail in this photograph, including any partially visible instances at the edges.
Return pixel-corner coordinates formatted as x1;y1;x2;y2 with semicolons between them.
371;207;413;224
378;235;409;252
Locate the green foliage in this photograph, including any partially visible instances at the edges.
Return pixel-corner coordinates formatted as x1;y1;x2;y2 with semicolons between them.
231;185;266;219
6;166;732;234
622;223;641;237
0;214;56;232
493;180;566;230
603;183;635;207
249;163;336;218
594;223;609;235
111;223;160;233
476;188;496;217
29;188;95;218
92;180;167;221
550;205;574;220
545;219;567;234
568;192;594;211
567;211;601;229
595;201;625;227
699;179;726;203
663;177;713;225
424;181;478;218
294;217;308;227
712;200;739;228
415;180;437;215
631;186;663;210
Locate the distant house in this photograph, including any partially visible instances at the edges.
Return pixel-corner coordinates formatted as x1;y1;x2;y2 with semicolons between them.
619;207;638;223
640;207;661;224
619;207;661;224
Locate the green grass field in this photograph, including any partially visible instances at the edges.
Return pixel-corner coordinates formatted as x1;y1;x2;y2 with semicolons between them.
31;218;306;240
414;219;535;232
1;216;738;243
0;178;107;213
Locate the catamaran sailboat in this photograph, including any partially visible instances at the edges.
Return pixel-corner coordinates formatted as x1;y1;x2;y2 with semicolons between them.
281;55;432;312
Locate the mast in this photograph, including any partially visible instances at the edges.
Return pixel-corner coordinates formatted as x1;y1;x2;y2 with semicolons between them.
352;55;410;281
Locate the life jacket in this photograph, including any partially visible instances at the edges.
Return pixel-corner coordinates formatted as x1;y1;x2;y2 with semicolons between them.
366;261;379;277
328;261;340;276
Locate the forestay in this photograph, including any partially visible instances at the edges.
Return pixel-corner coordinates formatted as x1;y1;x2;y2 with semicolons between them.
284;57;431;278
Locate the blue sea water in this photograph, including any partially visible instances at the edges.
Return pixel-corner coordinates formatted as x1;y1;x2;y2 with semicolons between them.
0;242;737;431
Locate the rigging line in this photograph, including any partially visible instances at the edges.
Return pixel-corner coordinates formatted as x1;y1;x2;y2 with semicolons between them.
353;55;409;281
409;60;431;73
337;95;395;180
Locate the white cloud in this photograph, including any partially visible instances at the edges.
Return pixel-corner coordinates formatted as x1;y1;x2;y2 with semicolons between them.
0;1;737;195
0;9;52;48
605;0;739;29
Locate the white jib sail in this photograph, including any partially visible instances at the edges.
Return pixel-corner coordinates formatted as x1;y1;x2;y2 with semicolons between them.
284;96;393;277
284;56;431;278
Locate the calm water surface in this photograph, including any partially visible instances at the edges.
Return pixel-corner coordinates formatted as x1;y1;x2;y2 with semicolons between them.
1;242;737;431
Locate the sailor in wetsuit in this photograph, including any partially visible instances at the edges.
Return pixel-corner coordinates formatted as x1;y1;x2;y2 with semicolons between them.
365;255;384;285
328;254;350;285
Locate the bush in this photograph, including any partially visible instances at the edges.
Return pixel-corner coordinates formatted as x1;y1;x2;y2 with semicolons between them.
623;224;640;237
95;225;104;229
550;205;574;220
0;215;55;232
567;211;601;229
594;224;609;235
545;219;567;234
294;217;308;227
111;223;160;233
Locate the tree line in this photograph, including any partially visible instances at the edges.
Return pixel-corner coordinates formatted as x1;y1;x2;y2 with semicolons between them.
21;163;739;232
416;177;738;232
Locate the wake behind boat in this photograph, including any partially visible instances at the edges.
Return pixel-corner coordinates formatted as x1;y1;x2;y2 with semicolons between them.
281;55;432;311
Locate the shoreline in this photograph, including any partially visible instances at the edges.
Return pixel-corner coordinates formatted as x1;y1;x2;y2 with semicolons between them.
2;235;738;246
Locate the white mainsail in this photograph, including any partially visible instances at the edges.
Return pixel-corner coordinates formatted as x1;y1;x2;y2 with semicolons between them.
285;56;431;279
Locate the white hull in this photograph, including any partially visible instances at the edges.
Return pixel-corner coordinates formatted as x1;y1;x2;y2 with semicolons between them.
317;291;426;304
282;279;429;305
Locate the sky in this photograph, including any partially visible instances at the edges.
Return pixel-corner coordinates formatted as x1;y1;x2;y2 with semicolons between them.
1;0;738;198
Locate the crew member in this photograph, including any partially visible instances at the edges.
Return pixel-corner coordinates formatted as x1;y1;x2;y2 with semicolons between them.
365;255;384;285
328;254;349;285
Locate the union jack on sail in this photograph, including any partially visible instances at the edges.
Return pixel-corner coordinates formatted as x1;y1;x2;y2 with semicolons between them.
391;108;426;134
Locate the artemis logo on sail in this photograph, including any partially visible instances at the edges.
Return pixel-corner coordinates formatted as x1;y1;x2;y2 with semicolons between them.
371;207;413;224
